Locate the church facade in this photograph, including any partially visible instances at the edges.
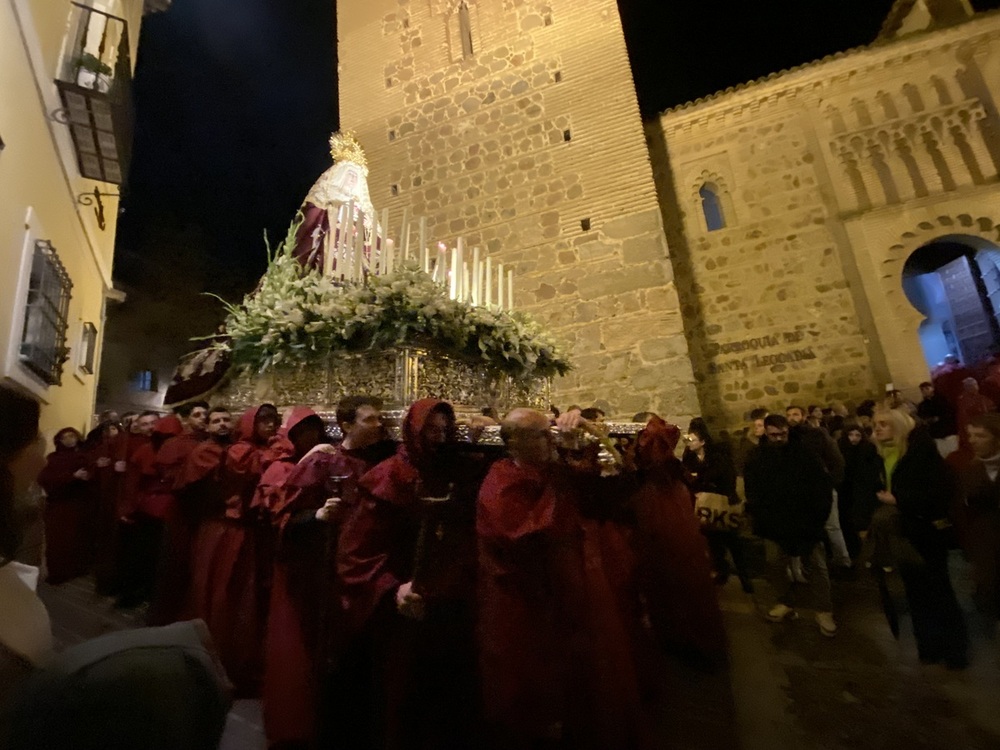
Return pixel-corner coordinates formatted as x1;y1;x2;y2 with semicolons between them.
338;0;1000;428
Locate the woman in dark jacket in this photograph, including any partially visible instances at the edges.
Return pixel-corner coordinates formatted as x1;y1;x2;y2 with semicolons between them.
682;422;752;592
871;408;968;668
836;420;882;560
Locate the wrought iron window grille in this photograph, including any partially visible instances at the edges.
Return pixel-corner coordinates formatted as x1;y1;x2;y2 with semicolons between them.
20;240;73;386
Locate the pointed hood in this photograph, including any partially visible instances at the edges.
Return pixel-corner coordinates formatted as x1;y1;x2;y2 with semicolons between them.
279;407;324;440
636;416;683;474
235;404;278;445
402;398;456;468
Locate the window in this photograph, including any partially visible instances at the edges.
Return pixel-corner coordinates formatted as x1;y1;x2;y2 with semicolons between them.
699;183;726;231
134;369;157;392
458;1;474;58
19;240;72;386
78;322;97;374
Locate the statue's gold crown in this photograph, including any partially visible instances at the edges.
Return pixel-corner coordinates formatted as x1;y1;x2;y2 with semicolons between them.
329;131;368;171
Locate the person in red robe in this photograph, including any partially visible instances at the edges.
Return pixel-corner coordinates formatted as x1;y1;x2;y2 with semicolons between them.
338;398;483;750
261;397;396;750
85;419;127;595
630;416;727;663
185;403;280;697
957;377;997;451
477;408;649;750
38;428;95;584
117;414;184;608
146;402;209;625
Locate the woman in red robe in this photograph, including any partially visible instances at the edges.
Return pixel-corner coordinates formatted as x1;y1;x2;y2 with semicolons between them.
38;428;94;584
631;417;727;661
185;404;279;697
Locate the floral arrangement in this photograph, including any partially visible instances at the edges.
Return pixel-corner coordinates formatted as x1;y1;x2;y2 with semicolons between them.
214;221;572;380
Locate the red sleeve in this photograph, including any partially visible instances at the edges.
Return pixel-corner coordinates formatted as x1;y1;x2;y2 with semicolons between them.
337;461;406;632
37;453;87;496
174;442;224;491
476;460;557;543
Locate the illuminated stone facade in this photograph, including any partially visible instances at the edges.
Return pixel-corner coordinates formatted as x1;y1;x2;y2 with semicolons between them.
338;0;1000;427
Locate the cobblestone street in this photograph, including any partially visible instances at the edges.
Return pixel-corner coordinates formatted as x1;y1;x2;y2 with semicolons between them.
39;553;1000;750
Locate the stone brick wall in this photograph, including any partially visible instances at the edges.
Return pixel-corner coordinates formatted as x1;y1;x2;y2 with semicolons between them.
338;0;699;421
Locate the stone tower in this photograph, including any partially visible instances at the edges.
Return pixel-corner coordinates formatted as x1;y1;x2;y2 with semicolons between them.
337;0;699;420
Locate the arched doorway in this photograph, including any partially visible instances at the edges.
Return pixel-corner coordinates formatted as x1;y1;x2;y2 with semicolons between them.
902;234;1000;370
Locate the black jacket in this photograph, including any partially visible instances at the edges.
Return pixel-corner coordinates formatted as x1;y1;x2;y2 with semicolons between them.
681;444;737;501
744;440;833;545
837;437;883;530
790;423;845;485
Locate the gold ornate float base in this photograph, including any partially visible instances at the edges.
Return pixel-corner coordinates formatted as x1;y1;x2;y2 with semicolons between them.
217;347;550;419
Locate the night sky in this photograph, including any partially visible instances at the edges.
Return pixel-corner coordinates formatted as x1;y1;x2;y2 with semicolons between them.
116;0;1000;296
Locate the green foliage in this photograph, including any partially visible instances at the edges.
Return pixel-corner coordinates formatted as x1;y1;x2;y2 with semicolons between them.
214;220;572;380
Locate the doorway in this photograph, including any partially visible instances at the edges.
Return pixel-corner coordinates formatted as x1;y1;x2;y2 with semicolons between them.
902;234;1000;370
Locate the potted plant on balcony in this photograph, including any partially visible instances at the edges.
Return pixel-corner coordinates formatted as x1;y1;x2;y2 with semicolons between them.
73;52;113;93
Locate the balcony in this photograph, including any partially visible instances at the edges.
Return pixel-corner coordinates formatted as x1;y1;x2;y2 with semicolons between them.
54;3;133;185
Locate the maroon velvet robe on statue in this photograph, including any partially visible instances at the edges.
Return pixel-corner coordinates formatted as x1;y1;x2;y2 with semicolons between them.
337;398;481;750
631;417;727;659
184;406;276;697
260;407;372;749
477;457;648;749
38;430;94;585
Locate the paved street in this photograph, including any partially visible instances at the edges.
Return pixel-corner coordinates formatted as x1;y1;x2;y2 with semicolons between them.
38;553;1000;750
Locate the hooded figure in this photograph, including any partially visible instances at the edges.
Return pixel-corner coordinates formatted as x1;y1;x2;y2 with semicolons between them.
38;428;94;585
184;404;280;697
337;398;482;750
631;417;727;661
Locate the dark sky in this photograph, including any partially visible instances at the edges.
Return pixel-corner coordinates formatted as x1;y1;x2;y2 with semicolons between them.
117;0;1000;294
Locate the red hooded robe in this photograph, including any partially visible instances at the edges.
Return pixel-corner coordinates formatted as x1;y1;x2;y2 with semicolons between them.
38;429;95;585
630;417;727;659
337;398;481;750
260;407;374;749
185;405;277;697
477;452;648;749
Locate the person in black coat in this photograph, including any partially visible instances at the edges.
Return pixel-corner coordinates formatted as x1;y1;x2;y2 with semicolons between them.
682;422;752;593
745;415;837;636
871;408;968;668
836;420;882;560
960;413;1000;628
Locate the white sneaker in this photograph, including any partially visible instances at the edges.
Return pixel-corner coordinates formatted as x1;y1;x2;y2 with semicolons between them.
767;603;797;622
816;612;837;637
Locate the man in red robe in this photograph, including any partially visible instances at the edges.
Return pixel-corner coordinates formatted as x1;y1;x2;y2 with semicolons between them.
38;428;94;584
146;401;209;625
338;398;483;750
477;408;649;750
261;396;395;750
185;403;280;697
86;419;127;595
114;410;160;608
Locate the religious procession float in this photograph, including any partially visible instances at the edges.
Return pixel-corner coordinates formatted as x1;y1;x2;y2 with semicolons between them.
165;133;574;439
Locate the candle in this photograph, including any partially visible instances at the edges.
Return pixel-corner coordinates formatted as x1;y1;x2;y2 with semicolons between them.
386;238;395;275
456;238;465;301
463;263;470;304
380;208;390;275
485;257;492;308
450;247;458;299
471;246;480;305
354;211;365;281
340;199;355;279
322;211;334;277
401;208;411;261
419;217;428;272
507;268;514;311
498;263;505;311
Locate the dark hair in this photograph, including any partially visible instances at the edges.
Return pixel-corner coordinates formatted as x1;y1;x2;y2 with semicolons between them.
1;386;41;563
807;405;820;413
632;411;656;423
53;427;84;448
207;406;231;419
174;401;209;418
785;404;805;414
749;407;769;421
140;410;160;419
580;408;604;421
856;400;877;419
764;414;789;430
969;413;1000;441
919;381;932;389
336;396;383;427
688;421;713;444
841;418;864;434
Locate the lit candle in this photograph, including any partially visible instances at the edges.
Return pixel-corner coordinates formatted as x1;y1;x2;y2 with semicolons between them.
380;208;390;275
507;268;514;311
456;238;465;300
471;246;480;305
386;238;395;275
420;218;428;272
450;247;458;299
485;257;492;308
497;263;505;311
401;208;411;261
463;262;470;304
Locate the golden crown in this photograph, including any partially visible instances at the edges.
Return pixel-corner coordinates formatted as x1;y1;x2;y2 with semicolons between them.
328;131;368;171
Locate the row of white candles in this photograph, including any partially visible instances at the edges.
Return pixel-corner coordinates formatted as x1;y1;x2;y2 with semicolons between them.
321;200;515;311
